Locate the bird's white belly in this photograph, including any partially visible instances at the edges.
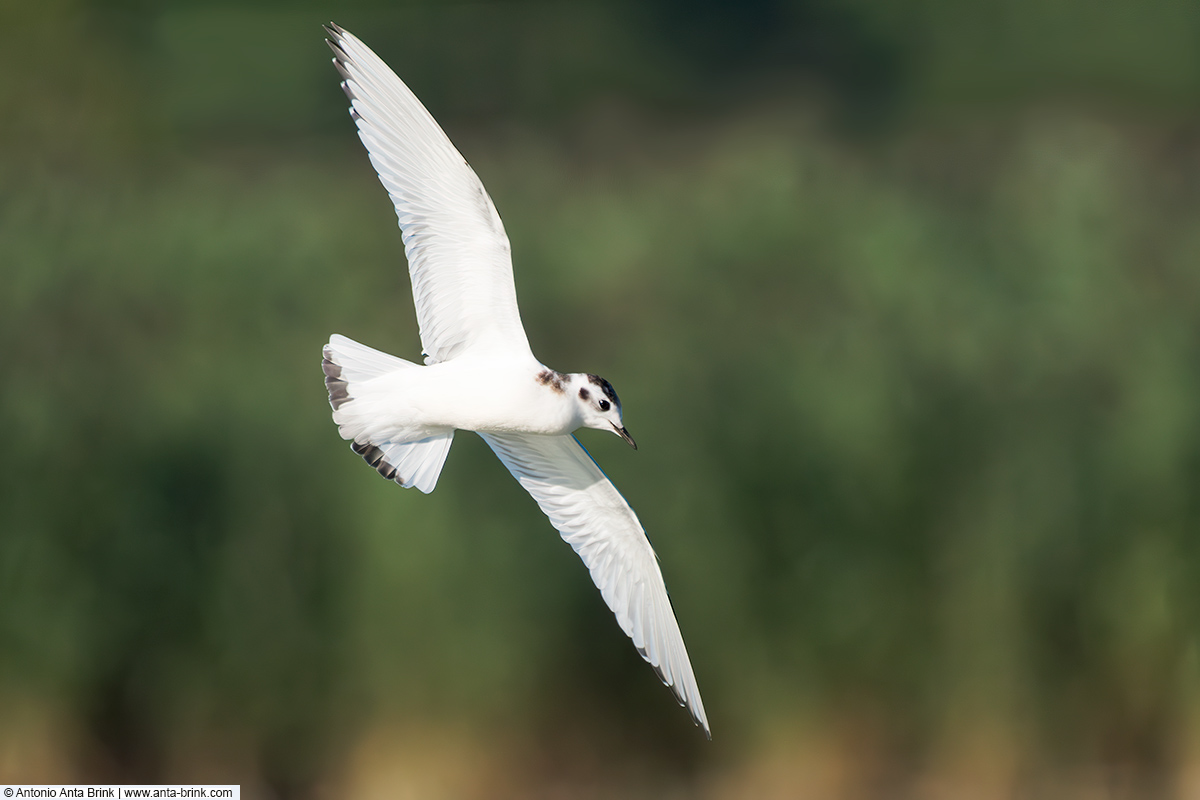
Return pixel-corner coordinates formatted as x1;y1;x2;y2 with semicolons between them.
366;360;576;439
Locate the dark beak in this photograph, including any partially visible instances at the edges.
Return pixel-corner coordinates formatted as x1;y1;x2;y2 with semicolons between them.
612;423;637;450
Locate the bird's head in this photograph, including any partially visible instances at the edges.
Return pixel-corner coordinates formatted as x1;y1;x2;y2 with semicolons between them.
569;373;636;449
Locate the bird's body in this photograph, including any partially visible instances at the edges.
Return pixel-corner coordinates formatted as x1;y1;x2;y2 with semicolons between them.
321;23;709;737
335;352;576;438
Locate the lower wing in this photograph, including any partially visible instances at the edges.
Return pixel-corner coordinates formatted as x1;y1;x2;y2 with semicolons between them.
478;431;709;737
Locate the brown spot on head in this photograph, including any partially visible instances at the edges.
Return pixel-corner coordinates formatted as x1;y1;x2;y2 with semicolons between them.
578;387;590;401
585;374;621;410
536;369;567;393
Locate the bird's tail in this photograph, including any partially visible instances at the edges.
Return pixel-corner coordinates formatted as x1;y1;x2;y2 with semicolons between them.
322;333;454;493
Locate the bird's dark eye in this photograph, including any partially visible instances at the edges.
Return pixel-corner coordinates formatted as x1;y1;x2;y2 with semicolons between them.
599;399;610;412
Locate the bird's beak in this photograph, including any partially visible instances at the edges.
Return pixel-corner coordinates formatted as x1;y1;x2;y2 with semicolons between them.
611;423;637;450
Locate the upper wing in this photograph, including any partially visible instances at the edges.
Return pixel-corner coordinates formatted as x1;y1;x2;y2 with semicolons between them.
479;431;710;737
326;24;532;364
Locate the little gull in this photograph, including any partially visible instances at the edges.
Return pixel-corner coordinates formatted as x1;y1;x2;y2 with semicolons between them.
320;23;709;737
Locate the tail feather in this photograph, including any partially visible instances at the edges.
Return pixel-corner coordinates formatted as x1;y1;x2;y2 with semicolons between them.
323;334;454;494
354;435;455;493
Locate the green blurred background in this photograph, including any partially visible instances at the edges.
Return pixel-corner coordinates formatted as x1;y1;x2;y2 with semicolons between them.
4;0;1200;796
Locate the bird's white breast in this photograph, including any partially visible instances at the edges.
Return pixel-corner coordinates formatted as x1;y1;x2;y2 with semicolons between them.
369;357;580;438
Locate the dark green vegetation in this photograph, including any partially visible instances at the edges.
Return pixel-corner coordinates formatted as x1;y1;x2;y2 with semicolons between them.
4;0;1200;796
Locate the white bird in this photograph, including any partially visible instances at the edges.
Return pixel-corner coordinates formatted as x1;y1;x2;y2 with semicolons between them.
320;23;709;737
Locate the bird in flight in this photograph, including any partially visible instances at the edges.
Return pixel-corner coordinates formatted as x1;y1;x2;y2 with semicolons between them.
320;23;709;737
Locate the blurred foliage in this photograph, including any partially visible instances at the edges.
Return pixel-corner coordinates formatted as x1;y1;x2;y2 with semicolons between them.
4;0;1200;796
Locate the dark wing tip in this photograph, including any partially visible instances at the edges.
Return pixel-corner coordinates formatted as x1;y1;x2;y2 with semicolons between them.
326;38;350;63
327;42;354;86
636;643;709;738
323;346;351;410
324;27;354;77
350;441;404;485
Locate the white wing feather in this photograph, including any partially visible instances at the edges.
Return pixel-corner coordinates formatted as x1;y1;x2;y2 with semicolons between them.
479;432;710;737
326;24;531;364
